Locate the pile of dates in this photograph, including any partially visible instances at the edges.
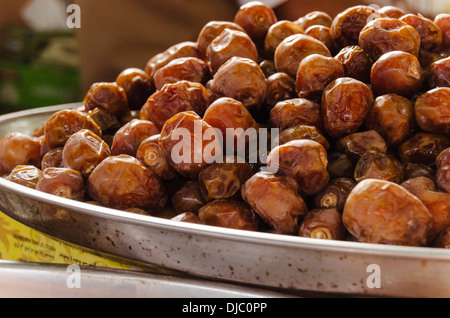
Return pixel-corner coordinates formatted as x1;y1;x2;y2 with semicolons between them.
1;2;450;248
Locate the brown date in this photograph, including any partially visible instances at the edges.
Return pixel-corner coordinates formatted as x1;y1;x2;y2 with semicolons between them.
241;171;308;234
432;226;450;248
266;139;329;196
364;93;416;147
206;28;258;74
354;148;404;184
265;72;296;109
335;130;387;163
274;33;331;78
295;11;333;31
321;77;374;139
358;17;421;61
198;199;260;231
398;132;450;167
111;119;160;157
342;179;432;246
171;180;206;214
428;56;450;89
140;80;210;129
83;82;129;119
209;56;267;112
278;124;330;150
36;167;85;201
5;165;43;189
330;5;379;51
401;176;450;241
313;177;356;212
436;147;450;193
400;14;442;52
264;20;303;58
153;57;211;90
62;129;111;178
295;54;344;101
234;1;277;45
44;109;102;149
370;51;423;98
197;21;246;54
159;111;221;179
335;45;372;83
298;207;345;240
41;147;64;170
414;87;450;135
136;134;177;181
377;5;406;19
115;68;154;110
269;98;322;131
0;132;41;175
87;154;167;211
434;13;450;50
171;212;201;224
87;107;120;134
327;152;355;179
198;159;253;201
403;162;435;181
304;25;332;50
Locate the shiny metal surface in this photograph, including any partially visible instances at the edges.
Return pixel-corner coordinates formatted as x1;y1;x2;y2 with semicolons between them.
1;105;450;298
0;260;291;298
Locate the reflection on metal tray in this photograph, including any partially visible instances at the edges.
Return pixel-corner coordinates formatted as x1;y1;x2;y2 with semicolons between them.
1;104;450;298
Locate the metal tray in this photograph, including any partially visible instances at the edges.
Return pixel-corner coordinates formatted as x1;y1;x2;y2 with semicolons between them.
1;104;450;298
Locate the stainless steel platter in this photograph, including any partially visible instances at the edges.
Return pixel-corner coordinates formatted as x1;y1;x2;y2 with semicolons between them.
1;104;450;298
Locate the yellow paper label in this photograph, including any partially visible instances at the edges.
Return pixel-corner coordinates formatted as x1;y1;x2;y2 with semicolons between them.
0;211;149;270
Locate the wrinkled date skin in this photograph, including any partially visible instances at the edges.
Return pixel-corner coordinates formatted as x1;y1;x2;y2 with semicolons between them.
401;176;450;241
62;129;111;178
5;165;43;189
153;57;211;91
335;45;372;83
0;132;41;175
414;87;450;135
159;111;221;179
266;139;329;196
234;1;278;45
210;57;267;113
378;5;406;19
428;57;450;89
354;148;404;184
171;180;206;214
400;14;442;52
278;124;330;150
298;207;346;240
83;82;129;119
434;13;450;50
274;33;331;78
87;155;167;211
198;199;260;231
364;93;416;147
197;21;245;54
330;5;379;51
111;119;160;156
436;147;450;193
198;159;253;201
295;11;333;31
264;20;303;58
359;18;421;62
321;77;374;139
241;171;308;234
140;80;210;129
313;177;356;212
144;41;205;79
44;109;102;149
296;54;345;101
265;72;296;109
336;130;387;163
342;179;433;246
398;132;450;167
115;68;154;110
136;134;177;181
403;162;435;180
87;107;120;134
41;147;64;170
304;25;332;51
36;167;85;201
206;28;258;74
269;98;322;131
370;51;423;98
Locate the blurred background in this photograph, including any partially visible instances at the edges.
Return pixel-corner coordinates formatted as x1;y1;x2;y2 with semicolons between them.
0;0;449;114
